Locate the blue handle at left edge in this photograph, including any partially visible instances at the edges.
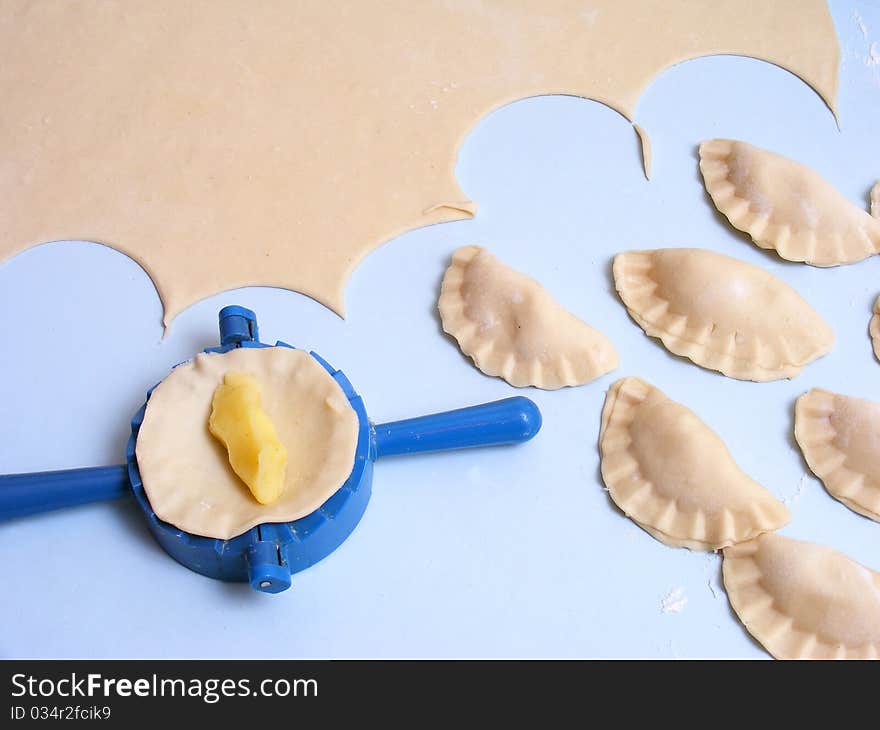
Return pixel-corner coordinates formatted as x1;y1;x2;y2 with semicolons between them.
0;465;130;521
372;396;541;458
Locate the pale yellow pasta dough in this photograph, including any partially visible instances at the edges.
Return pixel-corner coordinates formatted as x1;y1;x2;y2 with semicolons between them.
438;246;618;388
599;377;789;550
795;388;880;523
0;1;838;325
723;533;880;660
613;248;834;381
135;347;359;540
700;139;880;266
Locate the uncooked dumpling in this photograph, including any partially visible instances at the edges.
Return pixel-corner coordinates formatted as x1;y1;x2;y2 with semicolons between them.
599;377;789;550
700;139;880;266
135;347;359;540
871;295;880;362
612;248;834;381
795;388;880;523
439;246;618;389
723;533;880;659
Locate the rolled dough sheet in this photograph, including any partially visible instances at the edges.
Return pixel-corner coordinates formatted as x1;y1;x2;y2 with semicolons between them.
0;1;838;325
135;347;359;540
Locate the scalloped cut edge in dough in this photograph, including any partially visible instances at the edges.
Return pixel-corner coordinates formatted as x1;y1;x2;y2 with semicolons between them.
723;533;880;659
699;139;880;267
599;377;790;550
439;245;618;389
0;2;841;326
795;388;880;523
612;248;834;382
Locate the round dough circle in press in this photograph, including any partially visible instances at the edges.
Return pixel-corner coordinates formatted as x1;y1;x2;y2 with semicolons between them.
135;347;360;540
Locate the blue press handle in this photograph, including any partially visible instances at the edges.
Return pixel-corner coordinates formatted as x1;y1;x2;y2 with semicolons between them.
0;465;130;521
372;396;541;458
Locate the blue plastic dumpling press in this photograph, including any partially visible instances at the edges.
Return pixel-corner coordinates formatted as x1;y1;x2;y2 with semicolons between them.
0;306;541;593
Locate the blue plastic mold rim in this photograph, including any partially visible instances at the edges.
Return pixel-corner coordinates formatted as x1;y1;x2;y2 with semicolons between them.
125;306;374;594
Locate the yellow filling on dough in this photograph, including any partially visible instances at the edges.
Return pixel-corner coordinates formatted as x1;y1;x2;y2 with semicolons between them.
208;372;288;505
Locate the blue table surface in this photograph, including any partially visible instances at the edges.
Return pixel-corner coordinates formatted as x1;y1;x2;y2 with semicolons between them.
1;1;878;658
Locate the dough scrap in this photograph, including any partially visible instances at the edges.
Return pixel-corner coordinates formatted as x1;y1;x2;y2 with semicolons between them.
0;1;839;325
612;248;834;381
699;139;880;266
871;295;880;362
135;347;359;540
634;124;652;180
599;377;789;550
723;533;880;659
438;246;618;389
794;388;880;523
